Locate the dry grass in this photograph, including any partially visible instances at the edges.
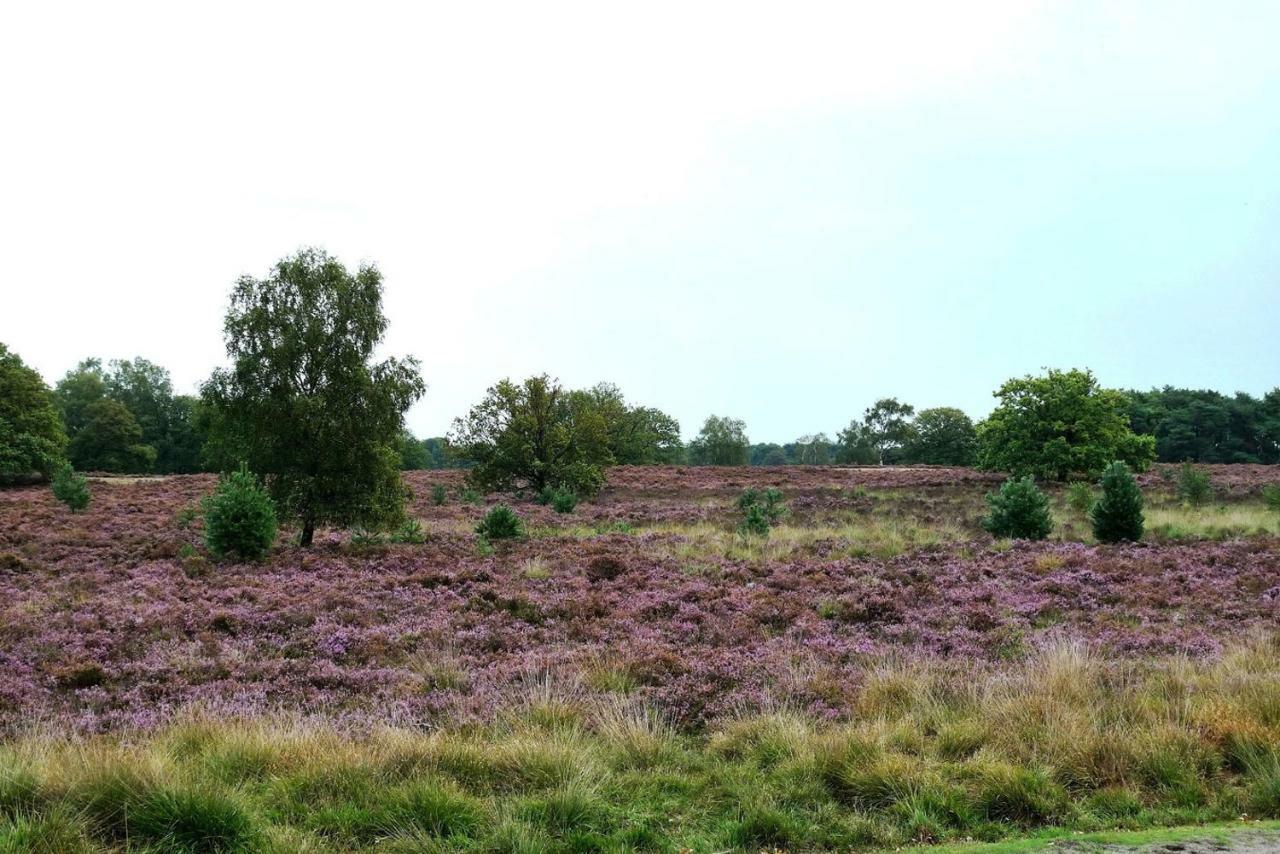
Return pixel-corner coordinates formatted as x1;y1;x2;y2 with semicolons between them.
5;637;1280;850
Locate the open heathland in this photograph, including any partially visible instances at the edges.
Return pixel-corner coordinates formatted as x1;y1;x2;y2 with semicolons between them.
2;464;1280;850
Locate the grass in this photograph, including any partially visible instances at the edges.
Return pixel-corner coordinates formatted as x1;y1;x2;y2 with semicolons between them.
5;637;1280;851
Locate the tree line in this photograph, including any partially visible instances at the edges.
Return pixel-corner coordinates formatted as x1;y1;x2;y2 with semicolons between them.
2;247;1277;545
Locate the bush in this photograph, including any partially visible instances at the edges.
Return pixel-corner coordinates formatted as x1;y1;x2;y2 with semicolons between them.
51;462;90;512
476;505;523;541
982;477;1052;540
551;488;578;514
1091;461;1144;543
202;465;278;561
389;518;426;544
1176;462;1212;506
1065;481;1093;514
431;484;448;506
738;488;786;536
1264;484;1280;512
538;484;578;514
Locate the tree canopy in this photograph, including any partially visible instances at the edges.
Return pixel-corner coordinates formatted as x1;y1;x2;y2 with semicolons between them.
688;415;749;466
201;248;424;545
906;407;977;465
1128;386;1280;464
977;368;1156;480
450;374;612;495
0;342;67;481
862;398;917;464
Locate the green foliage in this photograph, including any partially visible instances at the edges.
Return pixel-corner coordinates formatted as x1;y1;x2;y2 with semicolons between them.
389;519;426;544
571;383;683;464
397;433;454;471
749;443;790;466
201;248;424;546
792;433;833;465
983;477;1053;540
1176;462;1213;506
906;407;977;466
51;462;90;512
67;398;156;473
687;415;749;466
550;487;578;514
202;465;278;562
476;505;524;541
1091;461;1145;544
834;421;878;464
977;368;1157;481
863;398;917;464
1263;484;1280;512
460;487;482;505
0;342;67;480
737;488;787;536
431;484;448;506
451;375;611;496
1065;481;1094;514
1129;386;1280;464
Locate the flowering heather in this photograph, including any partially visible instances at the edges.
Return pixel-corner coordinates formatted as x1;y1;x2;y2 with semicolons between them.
0;467;1277;734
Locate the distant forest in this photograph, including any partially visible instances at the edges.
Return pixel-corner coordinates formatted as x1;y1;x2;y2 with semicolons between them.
6;346;1277;475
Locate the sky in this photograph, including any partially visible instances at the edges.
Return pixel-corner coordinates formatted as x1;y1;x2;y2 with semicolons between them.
2;2;1278;444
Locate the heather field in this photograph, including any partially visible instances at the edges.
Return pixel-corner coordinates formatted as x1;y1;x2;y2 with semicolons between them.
3;465;1280;851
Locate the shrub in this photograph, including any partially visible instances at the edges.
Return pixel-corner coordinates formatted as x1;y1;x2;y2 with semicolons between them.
51;462;90;512
389;518;426;544
202;465;278;561
737;488;786;536
982;477;1052;540
431;484;448;506
1065;481;1093;514
1091;461;1144;543
1261;484;1280;512
550;487;578;514
1176;462;1212;506
461;487;482;505
476;505;523;541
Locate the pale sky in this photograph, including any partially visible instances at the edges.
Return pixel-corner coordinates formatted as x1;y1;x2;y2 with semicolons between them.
2;2;1278;443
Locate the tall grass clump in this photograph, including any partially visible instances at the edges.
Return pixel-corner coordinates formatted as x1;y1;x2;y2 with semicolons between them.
982;477;1052;540
50;461;90;512
1065;481;1093;514
202;464;278;561
1091;461;1144;543
1176;462;1213;506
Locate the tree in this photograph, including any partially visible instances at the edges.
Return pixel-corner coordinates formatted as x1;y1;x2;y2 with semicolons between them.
862;398;916;464
977;369;1156;481
833;421;877;464
396;429;432;470
1091;461;1144;543
906;407;977;465
157;395;209;474
571;383;683;465
68;398;156;472
687;415;749;466
203;465;278;561
451;374;612;495
982;476;1052;540
793;433;832;465
53;358;108;439
0;342;67;481
201;248;425;546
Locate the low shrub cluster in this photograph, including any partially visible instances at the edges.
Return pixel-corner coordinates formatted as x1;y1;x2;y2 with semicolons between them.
1092;461;1145;543
476;504;524;541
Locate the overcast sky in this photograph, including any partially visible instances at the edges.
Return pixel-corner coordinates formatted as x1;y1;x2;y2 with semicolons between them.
3;2;1278;443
